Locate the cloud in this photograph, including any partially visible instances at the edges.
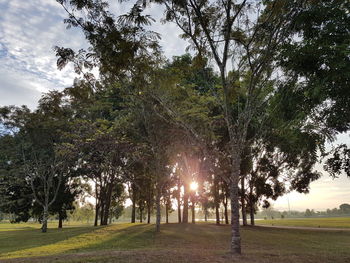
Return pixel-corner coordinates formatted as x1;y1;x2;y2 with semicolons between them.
0;0;189;110
0;0;87;109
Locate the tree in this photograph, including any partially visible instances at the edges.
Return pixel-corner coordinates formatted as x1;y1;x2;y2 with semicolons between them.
0;90;89;230
147;0;306;254
109;183;126;223
0;133;33;223
60;118;132;226
305;209;314;217
69;202;95;223
339;203;350;214
279;0;350;185
324;144;350;178
279;0;350;134
50;178;84;228
0;96;73;233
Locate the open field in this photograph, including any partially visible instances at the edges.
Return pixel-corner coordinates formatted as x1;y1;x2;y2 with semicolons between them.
1;222;350;263
256;217;350;228
0;221;92;232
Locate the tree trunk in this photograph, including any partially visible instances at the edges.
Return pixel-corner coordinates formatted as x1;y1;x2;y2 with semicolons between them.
250;205;255;226
41;205;48;233
177;180;182;223
140;209;143;223
94;203;99;227
249;183;255;226
155;187;161;232
215;205;220;225
102;183;113;225
241;177;248;226
230;152;242;254
214;175;220;225
204;207;208;222
165;203;169;224
58;211;63;229
177;195;181;223
100;199;105;226
94;182;99;226
224;199;229;224
147;203;151;224
131;190;136;223
191;203;195;224
182;183;189;223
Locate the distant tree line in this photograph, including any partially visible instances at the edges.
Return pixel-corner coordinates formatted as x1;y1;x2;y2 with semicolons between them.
256;203;350;219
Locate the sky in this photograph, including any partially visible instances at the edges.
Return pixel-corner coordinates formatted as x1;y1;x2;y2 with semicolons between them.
0;0;349;211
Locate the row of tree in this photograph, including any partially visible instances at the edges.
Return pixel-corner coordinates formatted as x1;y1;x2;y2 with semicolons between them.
0;0;349;255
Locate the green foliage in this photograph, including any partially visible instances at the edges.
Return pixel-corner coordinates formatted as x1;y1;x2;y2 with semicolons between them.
68;203;95;223
324;144;350;178
279;0;350;133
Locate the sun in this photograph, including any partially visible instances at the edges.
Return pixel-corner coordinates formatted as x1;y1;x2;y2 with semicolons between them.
190;181;198;191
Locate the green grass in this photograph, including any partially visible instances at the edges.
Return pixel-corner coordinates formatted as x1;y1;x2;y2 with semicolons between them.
0;221;92;232
256;217;350;228
0;222;350;262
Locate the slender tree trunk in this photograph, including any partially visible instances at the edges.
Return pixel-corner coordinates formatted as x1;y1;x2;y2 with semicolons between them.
165;203;169;224
182;184;189;223
102;183;113;225
215;205;220;225
224;198;229;224
147;203;151;224
58;211;63;229
204;208;208;222
94;203;99;227
94;182;99;226
177;195;181;223
241;176;248;226
191;203;195;224
109;214;112;224
42;204;48;233
140;209;143;223
230;151;242;254
177;180;182;223
146;190;152;224
249;183;255;226
214;176;220;225
100;199;105;226
155;187;161;232
131;188;136;223
250;205;255;226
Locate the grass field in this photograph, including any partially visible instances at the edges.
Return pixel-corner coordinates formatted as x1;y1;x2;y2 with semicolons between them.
0;221;350;263
256;217;350;228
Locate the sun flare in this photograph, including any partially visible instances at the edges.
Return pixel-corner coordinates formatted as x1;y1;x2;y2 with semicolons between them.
190;181;198;191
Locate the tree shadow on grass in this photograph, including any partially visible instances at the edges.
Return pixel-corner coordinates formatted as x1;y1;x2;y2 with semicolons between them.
74;223;156;253
80;223;231;254
0;223;161;260
0;225;107;256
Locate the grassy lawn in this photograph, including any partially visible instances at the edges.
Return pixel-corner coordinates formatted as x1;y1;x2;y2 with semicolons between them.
256;217;350;228
0;222;349;263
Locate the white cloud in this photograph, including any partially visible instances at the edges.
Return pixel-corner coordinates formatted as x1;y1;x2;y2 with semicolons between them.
0;0;188;110
0;0;87;109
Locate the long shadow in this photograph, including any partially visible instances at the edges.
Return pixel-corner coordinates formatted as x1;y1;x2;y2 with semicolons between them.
70;224;155;254
79;223;228;254
0;223;158;259
0;225;107;255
